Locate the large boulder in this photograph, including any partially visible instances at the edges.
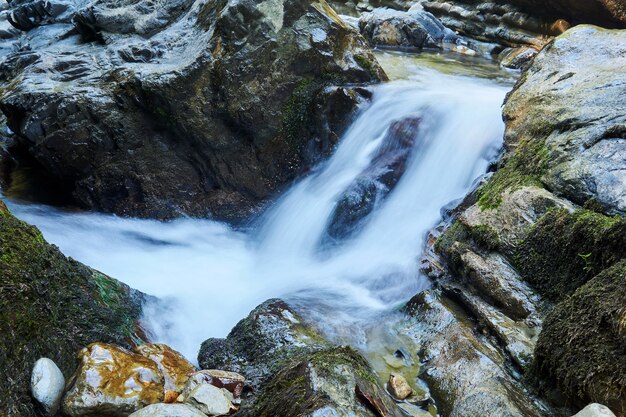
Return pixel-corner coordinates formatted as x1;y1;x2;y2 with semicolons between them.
358;6;460;48
0;0;385;220
502;26;626;214
198;299;404;416
0;201;146;417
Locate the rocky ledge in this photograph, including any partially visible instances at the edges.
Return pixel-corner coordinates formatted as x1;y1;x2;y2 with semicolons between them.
427;25;626;417
0;0;384;220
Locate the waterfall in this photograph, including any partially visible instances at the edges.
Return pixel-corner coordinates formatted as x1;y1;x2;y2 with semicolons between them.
5;63;511;361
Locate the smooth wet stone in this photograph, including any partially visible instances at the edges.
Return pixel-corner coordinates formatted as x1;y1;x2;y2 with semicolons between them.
128;403;208;417
388;373;412;400
134;344;196;395
572;404;617;417
63;343;164;417
31;358;65;416
184;384;236;416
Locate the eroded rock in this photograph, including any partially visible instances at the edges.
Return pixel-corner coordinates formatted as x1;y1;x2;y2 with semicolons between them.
572;404;618;417
388;373;412;400
63;343;164;417
184;384;237;416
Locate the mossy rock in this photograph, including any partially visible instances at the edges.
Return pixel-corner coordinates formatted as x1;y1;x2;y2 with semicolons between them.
0;201;146;417
531;261;626;415
249;346;402;417
512;208;626;302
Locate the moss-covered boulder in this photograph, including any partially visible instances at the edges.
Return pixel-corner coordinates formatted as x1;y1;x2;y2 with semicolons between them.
198;299;404;416
532;262;626;416
0;201;146;416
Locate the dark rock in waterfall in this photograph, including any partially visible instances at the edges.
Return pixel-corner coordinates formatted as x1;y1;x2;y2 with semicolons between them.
326;116;420;241
0;0;385;221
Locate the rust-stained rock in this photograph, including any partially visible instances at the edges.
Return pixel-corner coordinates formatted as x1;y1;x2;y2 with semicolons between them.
388;373;413;400
63;343;164;417
134;344;196;394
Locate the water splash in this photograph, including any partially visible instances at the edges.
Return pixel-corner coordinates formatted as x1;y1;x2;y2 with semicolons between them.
5;58;512;361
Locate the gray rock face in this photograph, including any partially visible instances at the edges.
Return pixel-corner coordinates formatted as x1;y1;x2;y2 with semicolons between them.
400;291;548;417
0;0;384;220
128;404;208;417
30;358;65;416
358;6;460;48
503;26;626;214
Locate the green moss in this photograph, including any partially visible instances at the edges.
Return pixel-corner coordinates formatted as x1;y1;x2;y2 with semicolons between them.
281;78;323;151
476;138;549;210
355;54;377;78
435;222;500;268
0;207;145;416
531;262;626;414
468;224;500;252
512;208;626;301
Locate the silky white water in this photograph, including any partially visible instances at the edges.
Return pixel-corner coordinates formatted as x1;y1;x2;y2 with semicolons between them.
4;54;513;361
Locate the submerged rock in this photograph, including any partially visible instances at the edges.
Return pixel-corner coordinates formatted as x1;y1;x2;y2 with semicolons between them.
0;201;146;417
388;372;412;400
63;343;164;416
31;358;65;416
0;0;384;220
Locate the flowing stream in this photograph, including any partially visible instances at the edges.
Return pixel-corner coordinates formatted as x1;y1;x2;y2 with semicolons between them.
3;52;515;361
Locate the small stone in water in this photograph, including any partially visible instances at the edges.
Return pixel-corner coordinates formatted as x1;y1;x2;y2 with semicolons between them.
388;373;413;400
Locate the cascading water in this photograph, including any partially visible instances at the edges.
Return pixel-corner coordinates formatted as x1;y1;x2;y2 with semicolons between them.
4;53;514;361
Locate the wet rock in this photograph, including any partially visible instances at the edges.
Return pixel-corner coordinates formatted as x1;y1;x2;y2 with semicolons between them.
498;46;538;70
503;26;626;214
532;262;626;416
198;299;329;391
0;0;385;221
134;344;196;397
327;116;419;240
388;373;412;400
63;343;164;417
359;6;460;48
128;403;208;417
184;384;237;416
0;201;146;417
400;290;547;417
421;0;556;48
179;370;246;400
31;358;65;416
572;404;618;417
249;346;404;417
